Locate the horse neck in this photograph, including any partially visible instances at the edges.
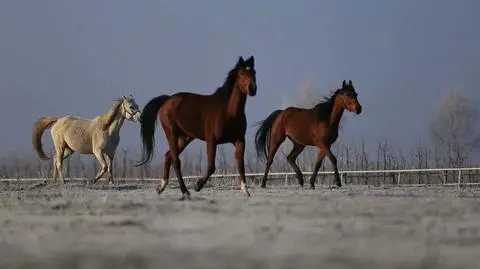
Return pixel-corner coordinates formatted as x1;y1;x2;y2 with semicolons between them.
106;113;126;135
226;86;247;118
329;99;345;127
99;103;125;135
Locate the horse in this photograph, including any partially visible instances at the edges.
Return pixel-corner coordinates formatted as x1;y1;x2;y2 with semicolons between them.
32;95;142;184
254;80;362;189
136;56;257;200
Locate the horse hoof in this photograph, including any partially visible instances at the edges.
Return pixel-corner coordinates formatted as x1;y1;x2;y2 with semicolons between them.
194;181;203;192
179;193;191;201
310;185;315;190
260;184;267;189
241;188;251;197
156;187;163;195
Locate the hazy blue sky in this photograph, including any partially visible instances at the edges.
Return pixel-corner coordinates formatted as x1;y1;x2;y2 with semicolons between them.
1;0;479;159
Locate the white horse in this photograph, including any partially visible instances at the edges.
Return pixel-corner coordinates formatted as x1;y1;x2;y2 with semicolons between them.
32;95;142;184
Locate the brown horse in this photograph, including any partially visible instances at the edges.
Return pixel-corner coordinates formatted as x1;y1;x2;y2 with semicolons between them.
254;80;362;189
136;56;257;200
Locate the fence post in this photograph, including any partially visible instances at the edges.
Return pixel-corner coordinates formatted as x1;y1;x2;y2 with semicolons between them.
284;174;288;186
397;172;401;186
457;169;462;188
340;172;344;186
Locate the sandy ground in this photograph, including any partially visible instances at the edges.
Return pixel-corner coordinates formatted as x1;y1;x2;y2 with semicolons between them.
0;180;480;269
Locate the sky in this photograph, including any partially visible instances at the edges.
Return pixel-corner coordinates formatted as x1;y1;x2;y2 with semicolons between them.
0;0;479;160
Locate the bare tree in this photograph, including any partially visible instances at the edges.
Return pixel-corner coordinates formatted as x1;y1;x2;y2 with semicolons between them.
289;78;319;109
429;88;480;167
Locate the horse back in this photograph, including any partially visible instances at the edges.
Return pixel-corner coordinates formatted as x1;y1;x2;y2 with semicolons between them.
282;107;329;146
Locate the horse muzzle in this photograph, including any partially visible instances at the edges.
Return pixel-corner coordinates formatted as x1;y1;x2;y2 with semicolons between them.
356;105;362;115
131;112;143;122
248;83;257;96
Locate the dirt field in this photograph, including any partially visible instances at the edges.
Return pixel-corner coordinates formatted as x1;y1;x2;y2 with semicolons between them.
0;180;479;269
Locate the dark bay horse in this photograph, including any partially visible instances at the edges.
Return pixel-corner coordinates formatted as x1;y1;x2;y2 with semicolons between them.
136;56;257;200
254;80;362;189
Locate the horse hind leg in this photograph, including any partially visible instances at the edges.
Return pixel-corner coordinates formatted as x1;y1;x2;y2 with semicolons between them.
52;140;67;184
51;127;72;183
286;143;305;187
53;159;59;181
157;136;192;195
163;124;190;200
54;149;66;183
57;147;74;182
261;131;286;188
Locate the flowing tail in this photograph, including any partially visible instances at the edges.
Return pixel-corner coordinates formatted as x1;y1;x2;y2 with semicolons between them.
254;110;283;160
32;116;58;160
135;95;171;166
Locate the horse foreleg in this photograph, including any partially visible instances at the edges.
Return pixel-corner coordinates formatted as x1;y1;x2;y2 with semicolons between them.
287;143;305;187
104;153;114;184
234;139;250;197
309;150;326;189
318;145;341;188
91;149;107;184
157;137;192;195
194;139;217;193
328;150;342;188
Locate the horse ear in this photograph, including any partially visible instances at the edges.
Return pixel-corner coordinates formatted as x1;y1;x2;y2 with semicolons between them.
348;80;352;85
238;56;244;65
248;56;254;65
342;80;347;88
129;94;133;98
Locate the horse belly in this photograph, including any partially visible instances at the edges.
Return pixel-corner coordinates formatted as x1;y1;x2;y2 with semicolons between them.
286;124;315;146
64;127;93;154
165;97;207;141
177;121;206;141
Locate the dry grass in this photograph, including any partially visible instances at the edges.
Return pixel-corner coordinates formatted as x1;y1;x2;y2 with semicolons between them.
0;181;480;269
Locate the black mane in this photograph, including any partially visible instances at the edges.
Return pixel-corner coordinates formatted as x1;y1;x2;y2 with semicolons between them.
312;88;343;122
213;66;239;101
